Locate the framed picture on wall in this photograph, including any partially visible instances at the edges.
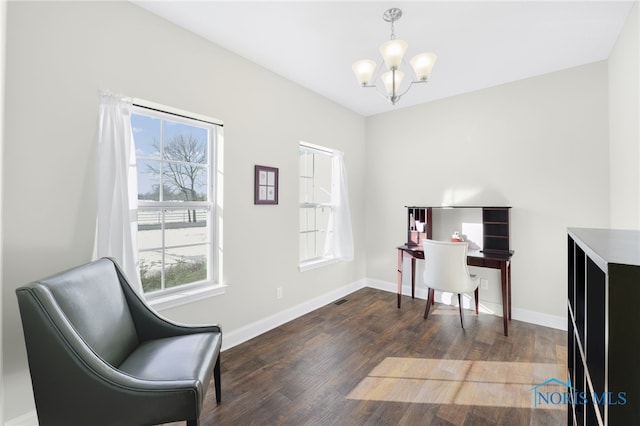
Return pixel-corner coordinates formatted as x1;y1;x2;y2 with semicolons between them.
254;165;279;205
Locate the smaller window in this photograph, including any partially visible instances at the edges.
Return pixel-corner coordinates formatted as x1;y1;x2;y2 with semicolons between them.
299;142;333;266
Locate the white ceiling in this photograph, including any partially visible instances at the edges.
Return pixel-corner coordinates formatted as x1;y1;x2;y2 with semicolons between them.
132;1;635;117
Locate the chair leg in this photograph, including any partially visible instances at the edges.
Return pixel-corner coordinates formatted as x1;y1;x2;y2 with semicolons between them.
458;293;465;328
423;288;435;319
474;287;479;315
214;353;221;404
187;420;198;426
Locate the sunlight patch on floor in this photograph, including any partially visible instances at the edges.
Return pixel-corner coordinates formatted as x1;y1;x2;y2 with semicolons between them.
346;357;565;409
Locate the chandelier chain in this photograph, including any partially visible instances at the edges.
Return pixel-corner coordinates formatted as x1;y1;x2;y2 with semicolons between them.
383;8;402;40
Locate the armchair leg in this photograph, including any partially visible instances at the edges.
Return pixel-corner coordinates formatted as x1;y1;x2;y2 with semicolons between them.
214;353;221;404
458;293;465;328
423;288;435;320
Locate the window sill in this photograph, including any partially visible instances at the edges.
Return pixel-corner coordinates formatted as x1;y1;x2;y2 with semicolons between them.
298;257;339;272
146;283;227;311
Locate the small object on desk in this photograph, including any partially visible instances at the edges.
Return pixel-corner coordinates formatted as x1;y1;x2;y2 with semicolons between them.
416;221;425;232
409;213;416;231
451;231;463;242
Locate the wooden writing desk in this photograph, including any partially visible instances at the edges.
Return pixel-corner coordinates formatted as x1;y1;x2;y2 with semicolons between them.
396;244;513;336
398;206;514;336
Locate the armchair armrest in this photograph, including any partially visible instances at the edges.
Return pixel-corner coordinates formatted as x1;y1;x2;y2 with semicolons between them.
110;258;222;341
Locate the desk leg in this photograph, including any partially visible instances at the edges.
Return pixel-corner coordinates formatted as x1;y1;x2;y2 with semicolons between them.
508;260;512;320
411;257;416;299
501;262;509;336
397;249;403;308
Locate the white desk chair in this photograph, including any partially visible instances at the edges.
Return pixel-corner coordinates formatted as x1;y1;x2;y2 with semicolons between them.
422;239;480;328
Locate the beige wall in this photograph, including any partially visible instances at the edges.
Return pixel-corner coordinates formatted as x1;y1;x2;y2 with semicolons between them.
609;3;640;229
364;62;610;322
2;1;366;421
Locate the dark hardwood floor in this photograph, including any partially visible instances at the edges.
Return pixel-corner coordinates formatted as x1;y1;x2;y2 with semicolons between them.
174;287;567;425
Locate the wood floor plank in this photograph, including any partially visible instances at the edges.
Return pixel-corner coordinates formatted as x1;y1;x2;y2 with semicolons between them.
164;287;567;425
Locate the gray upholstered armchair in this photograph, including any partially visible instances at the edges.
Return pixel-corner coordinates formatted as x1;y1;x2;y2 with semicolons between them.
15;257;222;426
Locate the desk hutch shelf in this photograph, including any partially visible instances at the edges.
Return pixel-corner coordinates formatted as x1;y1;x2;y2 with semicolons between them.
482;208;510;252
405;206;511;253
407;207;432;245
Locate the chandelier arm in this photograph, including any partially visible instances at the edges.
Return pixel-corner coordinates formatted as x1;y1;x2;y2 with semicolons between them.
355;46;433;105
359;75;430;104
358;78;421;105
396;79;429;98
358;82;397;103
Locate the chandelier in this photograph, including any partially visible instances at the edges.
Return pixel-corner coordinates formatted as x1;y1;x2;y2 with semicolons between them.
352;8;437;105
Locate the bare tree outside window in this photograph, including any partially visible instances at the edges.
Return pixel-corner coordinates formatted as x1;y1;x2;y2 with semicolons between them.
144;134;207;222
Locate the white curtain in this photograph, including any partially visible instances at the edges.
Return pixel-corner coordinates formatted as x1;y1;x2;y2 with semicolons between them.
95;90;142;292
324;150;354;261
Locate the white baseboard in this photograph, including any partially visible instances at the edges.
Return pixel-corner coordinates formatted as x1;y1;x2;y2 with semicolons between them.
365;278;567;331
221;278;367;351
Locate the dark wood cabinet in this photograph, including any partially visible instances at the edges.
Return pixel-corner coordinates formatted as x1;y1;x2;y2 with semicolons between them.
567;228;640;425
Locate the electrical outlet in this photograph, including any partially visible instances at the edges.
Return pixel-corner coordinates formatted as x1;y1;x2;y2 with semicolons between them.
480;279;489;290
277;287;283;299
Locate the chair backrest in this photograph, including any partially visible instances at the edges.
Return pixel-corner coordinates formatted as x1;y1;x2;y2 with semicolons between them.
16;258;139;367
421;239;476;293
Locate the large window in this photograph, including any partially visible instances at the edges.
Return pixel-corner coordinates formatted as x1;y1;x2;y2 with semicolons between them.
132;106;218;295
299;142;333;265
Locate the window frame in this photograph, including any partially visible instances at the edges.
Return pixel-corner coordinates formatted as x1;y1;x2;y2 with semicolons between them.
299;142;337;271
131;100;225;307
